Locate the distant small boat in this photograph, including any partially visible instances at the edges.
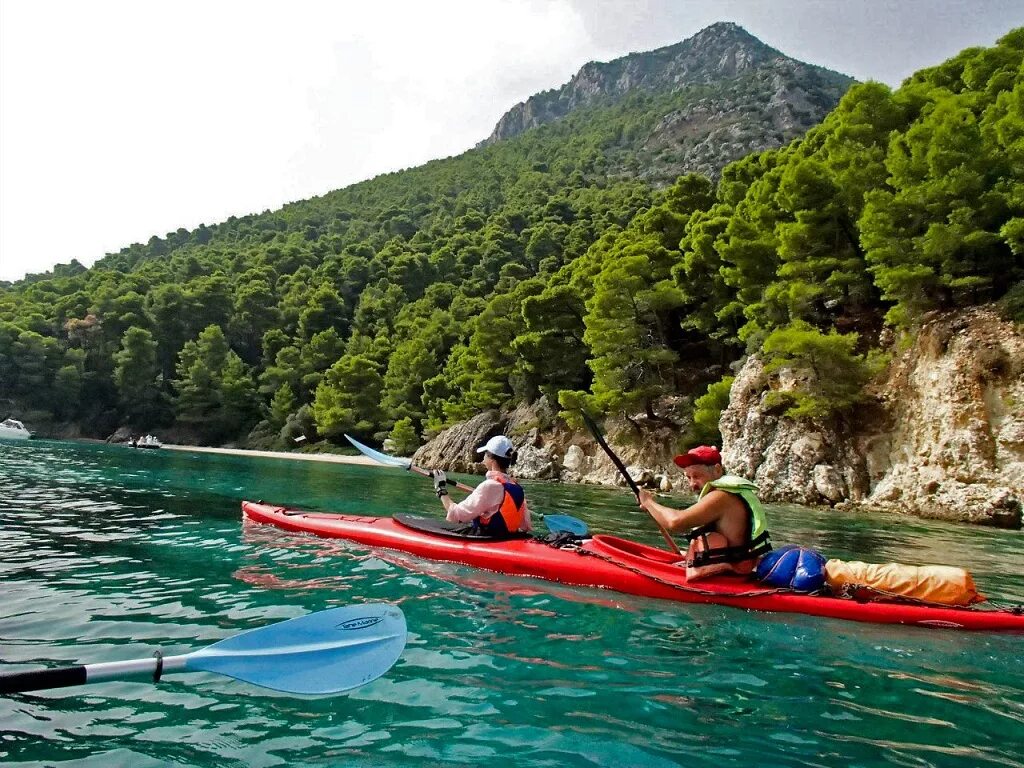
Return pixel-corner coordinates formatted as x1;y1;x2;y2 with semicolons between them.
0;418;32;440
129;434;162;450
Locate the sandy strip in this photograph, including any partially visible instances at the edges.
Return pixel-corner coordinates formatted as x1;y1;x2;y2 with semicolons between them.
162;444;382;466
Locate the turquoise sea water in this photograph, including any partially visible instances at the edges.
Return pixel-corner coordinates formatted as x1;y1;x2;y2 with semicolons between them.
1;439;1022;767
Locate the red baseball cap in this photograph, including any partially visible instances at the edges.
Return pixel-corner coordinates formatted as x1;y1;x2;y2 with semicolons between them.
673;445;722;468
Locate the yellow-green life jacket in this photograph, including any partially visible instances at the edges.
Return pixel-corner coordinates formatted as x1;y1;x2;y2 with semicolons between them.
699;475;768;539
690;474;772;566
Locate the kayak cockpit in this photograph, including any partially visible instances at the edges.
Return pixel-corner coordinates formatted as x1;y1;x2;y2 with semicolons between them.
589;534;686;568
394;513;532;541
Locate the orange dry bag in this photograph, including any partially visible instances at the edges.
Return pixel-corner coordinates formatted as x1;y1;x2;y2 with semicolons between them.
824;560;985;607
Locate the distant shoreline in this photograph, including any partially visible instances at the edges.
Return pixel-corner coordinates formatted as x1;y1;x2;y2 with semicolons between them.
162;444;381;466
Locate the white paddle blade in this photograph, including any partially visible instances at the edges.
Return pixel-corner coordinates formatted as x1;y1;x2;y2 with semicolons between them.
186;603;407;695
344;434;412;468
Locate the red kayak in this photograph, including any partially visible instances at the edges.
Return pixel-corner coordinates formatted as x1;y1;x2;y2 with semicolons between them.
241;501;1024;632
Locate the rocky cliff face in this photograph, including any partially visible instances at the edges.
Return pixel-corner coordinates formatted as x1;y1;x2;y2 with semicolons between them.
718;355;874;508
721;307;1023;528
858;308;1023;528
416;307;1023;529
480;22;853;181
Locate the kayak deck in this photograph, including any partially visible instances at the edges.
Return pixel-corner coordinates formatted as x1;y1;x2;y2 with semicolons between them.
241;501;1024;632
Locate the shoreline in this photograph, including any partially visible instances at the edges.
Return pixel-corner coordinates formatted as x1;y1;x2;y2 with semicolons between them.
162;444;382;466
77;440;1022;529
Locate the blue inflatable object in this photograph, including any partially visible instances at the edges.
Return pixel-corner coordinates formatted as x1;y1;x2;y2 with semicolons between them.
756;544;827;592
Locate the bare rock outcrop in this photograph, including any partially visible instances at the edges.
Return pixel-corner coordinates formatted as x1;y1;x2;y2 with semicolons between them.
414;398;673;489
106;426;134;444
858;308;1024;528
412;401;566;479
722;307;1023;528
719;356;871;507
480;23;851;184
412;410;503;473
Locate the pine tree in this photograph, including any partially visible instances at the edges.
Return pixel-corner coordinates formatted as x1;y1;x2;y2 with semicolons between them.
114;326;166;427
312;354;384;439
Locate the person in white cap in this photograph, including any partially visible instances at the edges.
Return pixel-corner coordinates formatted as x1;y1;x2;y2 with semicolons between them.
431;435;533;536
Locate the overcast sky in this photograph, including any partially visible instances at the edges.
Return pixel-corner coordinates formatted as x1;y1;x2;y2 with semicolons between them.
1;0;1021;282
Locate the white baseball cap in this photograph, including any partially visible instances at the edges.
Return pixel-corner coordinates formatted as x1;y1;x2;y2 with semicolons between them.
475;435;514;458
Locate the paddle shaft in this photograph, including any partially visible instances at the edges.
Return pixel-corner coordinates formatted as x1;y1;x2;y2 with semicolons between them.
580;411;681;555
0;654;188;694
407;464;474;493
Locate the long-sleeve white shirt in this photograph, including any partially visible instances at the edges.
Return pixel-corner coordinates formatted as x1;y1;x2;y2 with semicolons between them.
445;471;533;532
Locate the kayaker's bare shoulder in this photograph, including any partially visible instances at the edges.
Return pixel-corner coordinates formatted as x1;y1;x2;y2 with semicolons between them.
639;445;772;580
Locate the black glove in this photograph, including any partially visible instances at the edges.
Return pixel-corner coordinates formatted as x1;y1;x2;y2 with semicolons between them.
431;469;448;498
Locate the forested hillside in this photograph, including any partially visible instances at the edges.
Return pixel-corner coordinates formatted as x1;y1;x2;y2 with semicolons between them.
1;25;1021;457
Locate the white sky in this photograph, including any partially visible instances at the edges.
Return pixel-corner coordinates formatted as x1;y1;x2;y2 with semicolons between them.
1;0;1021;282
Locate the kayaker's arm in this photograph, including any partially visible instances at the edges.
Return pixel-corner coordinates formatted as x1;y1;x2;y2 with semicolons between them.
637;488;741;534
439;491;454;514
440;478;504;524
433;470;459;516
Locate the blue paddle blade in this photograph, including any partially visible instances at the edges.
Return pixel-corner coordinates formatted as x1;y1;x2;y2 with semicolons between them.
544;514;589;537
345;434;412;469
186;603;407;695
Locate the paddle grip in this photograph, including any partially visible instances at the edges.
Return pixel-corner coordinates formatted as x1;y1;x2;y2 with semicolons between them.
0;665;87;694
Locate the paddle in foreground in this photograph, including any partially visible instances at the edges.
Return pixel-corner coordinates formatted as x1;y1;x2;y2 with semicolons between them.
0;603;407;696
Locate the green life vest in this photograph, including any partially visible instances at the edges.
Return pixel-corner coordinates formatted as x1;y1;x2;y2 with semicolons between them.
690;474;772;566
699;475;769;540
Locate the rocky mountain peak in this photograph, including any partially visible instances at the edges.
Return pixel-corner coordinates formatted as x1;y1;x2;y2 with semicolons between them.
481;22;839;148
